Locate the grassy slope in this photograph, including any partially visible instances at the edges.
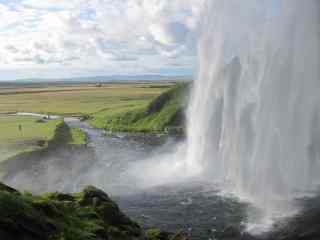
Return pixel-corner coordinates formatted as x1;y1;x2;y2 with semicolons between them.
0;116;87;163
89;82;190;133
0;84;170;116
0;116;63;162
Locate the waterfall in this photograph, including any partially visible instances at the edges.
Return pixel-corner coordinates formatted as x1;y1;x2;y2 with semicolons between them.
186;0;320;220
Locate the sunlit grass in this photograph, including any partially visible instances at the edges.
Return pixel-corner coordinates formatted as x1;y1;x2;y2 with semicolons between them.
89;82;190;132
0;84;171;115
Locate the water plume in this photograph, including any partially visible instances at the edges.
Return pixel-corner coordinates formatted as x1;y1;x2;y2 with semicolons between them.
186;0;320;224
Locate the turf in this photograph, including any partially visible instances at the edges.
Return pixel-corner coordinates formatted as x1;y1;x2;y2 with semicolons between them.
0;116;63;162
0;83;171;116
89;82;190;132
0;116;87;163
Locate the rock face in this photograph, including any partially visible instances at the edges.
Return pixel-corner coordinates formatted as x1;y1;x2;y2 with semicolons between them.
0;183;143;240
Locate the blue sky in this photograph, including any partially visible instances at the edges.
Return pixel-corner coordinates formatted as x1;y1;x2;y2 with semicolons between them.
0;0;204;80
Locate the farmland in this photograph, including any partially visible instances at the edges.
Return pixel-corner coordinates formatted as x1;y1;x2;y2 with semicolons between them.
0;83;172;115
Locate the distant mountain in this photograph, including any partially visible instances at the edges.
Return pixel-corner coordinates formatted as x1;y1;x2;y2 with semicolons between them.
13;74;192;83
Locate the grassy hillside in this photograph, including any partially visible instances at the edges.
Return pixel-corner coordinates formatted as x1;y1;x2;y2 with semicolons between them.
89;82;190;133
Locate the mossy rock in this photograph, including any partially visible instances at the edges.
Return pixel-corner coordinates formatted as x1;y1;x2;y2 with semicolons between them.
146;228;171;240
146;229;190;240
0;183;143;240
0;183;189;240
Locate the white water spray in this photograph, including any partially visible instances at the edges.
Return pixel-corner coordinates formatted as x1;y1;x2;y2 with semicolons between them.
187;0;320;220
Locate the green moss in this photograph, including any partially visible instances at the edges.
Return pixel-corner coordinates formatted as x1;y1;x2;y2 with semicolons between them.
69;128;87;145
146;228;166;240
0;183;189;240
0;183;143;240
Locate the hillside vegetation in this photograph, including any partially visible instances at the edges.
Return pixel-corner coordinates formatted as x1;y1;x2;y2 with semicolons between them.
0;116;63;163
89;82;190;133
0;183;142;240
0;117;88;184
0;116;87;163
0;182;188;240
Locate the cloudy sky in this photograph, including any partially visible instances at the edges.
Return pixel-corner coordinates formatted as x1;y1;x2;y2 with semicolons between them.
0;0;204;80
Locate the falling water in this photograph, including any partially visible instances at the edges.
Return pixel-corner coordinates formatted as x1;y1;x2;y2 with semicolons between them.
186;0;320;221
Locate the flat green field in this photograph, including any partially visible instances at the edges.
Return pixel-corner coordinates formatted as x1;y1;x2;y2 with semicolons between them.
0;116;62;162
0;83;171;115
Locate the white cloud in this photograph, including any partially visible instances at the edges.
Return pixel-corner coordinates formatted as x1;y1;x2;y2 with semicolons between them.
0;0;205;80
22;0;83;10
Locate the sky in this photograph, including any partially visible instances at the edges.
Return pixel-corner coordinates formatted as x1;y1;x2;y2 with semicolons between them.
0;0;205;80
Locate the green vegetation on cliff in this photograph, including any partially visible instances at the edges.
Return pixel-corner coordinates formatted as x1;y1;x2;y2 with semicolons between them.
0;183;142;240
89;82;190;133
0;183;189;240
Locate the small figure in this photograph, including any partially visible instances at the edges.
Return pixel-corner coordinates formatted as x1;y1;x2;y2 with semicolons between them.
18;124;22;132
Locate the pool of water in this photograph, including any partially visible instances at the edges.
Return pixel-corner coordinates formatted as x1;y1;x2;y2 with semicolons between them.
2;117;251;239
65;119;250;240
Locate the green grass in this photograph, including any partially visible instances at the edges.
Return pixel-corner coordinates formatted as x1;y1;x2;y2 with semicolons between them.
0;183;143;240
69;128;87;145
0;82;187;163
0;116;87;163
0;82;186;134
0;116;63;162
89;82;190;133
0;83;171;116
